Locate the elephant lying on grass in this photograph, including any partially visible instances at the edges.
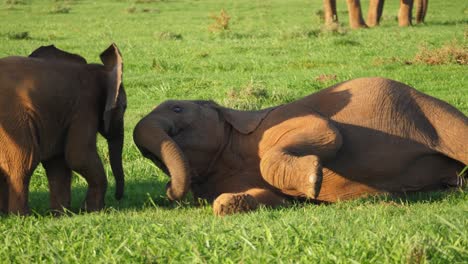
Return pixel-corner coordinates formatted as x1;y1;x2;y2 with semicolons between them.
0;44;126;215
134;77;467;216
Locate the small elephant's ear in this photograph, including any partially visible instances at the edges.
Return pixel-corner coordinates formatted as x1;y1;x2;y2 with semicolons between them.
100;43;123;133
29;45;87;64
218;107;275;134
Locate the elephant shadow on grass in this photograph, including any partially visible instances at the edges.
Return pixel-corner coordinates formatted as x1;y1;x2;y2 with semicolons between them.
23;180;464;217
24;178;175;216
20;151;466;217
426;19;468;26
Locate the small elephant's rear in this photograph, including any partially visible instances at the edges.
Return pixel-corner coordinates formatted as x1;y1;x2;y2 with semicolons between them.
0;44;127;215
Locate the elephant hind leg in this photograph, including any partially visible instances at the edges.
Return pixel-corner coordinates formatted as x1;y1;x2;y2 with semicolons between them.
0;169;8;214
2;164;38;215
5;155;38;215
396;154;464;192
0;143;39;215
43;156;72;214
213;188;287;216
317;169;382;202
213;193;258;216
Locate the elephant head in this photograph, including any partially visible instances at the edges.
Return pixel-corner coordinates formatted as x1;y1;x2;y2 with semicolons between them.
133;100;272;200
29;44;127;200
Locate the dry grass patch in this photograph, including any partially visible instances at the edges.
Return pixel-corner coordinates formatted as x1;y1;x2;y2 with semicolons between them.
208;9;231;33
225;80;269;109
413;42;467;65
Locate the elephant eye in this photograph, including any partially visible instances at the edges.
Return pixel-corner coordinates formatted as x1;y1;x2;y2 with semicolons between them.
172;106;183;113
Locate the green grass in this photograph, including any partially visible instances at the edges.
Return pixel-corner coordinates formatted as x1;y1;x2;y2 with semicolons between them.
1;0;467;262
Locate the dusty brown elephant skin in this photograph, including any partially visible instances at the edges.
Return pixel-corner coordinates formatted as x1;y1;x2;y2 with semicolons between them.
134;77;467;216
0;44;127;215
323;0;428;28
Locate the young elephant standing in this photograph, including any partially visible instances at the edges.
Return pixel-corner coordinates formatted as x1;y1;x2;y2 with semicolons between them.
134;78;467;216
0;44;127;215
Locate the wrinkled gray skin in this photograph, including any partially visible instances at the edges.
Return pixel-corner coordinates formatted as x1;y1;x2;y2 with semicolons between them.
0;44;126;215
134;77;467;215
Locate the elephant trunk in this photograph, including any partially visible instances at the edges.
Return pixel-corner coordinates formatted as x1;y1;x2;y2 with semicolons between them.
133;117;191;201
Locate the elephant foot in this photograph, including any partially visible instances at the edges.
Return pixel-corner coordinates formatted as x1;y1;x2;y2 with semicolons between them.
81;199;104;213
50;206;73;217
8;206;30;216
213;193;258;216
296;156;323;199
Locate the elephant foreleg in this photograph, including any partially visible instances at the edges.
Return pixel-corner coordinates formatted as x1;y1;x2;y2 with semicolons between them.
259;113;342;199
43;156;72;214
213;188;287;216
261;149;323;198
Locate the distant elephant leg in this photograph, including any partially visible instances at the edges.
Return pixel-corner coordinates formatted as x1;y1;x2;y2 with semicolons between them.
415;0;428;24
346;0;368;29
398;0;414;26
65;120;107;212
367;0;385;27
212;188;286;216
43;156;72;214
323;0;338;25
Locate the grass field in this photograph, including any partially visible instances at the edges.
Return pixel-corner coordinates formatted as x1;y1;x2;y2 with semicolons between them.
1;0;467;262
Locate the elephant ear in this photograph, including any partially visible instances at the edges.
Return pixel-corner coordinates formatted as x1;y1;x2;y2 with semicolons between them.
29;45;87;64
100;43;123;133
218;106;275;134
